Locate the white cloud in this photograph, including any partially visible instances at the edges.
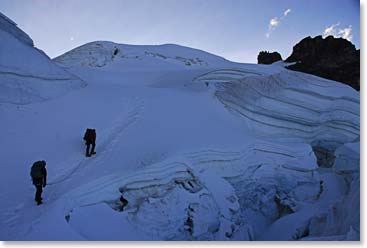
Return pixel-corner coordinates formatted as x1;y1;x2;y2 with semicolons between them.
284;9;291;16
323;23;353;41
270;18;279;27
266;18;279;37
70;37;74;41
339;25;353;41
266;9;291;38
266;18;280;37
323;23;340;37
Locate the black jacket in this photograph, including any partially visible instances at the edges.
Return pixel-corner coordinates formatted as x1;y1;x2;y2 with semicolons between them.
33;167;47;187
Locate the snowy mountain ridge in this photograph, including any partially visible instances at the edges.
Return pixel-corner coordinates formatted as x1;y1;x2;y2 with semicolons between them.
54;41;230;69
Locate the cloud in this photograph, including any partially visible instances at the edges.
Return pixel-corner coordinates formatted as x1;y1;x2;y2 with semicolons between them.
283;9;291;16
323;23;353;41
338;25;353;41
323;23;340;36
266;18;279;38
266;9;291;38
270;18;279;27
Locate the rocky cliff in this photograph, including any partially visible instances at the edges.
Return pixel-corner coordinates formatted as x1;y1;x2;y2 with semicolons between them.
285;35;360;91
257;51;282;64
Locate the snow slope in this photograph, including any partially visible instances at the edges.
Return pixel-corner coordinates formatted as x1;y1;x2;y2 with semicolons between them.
0;13;84;104
0;23;360;240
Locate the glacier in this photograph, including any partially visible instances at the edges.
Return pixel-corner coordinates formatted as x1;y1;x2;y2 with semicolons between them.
0;15;360;241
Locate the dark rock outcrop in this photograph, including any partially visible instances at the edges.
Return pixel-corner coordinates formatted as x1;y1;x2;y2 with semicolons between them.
257;51;282;64
285;35;360;90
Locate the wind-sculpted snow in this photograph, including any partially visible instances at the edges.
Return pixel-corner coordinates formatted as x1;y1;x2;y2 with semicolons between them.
0;15;84;104
59;161;227;240
42;142;320;240
0;70;83;104
194;69;359;146
298;174;360;241
334;142;359;174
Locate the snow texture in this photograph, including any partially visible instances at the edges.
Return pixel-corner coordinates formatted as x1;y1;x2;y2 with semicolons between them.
0;13;360;241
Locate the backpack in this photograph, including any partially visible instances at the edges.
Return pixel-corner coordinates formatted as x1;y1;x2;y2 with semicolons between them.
84;128;96;142
30;160;46;179
84;128;93;141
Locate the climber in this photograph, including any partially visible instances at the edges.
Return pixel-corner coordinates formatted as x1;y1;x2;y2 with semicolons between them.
30;160;47;205
83;128;97;157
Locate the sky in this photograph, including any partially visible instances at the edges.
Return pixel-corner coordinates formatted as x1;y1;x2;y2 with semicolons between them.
0;0;360;63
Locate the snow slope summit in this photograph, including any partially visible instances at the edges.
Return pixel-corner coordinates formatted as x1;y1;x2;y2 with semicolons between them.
54;41;230;69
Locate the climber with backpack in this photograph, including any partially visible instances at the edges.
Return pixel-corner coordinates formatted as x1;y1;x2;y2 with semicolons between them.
83;128;97;157
30;160;47;206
